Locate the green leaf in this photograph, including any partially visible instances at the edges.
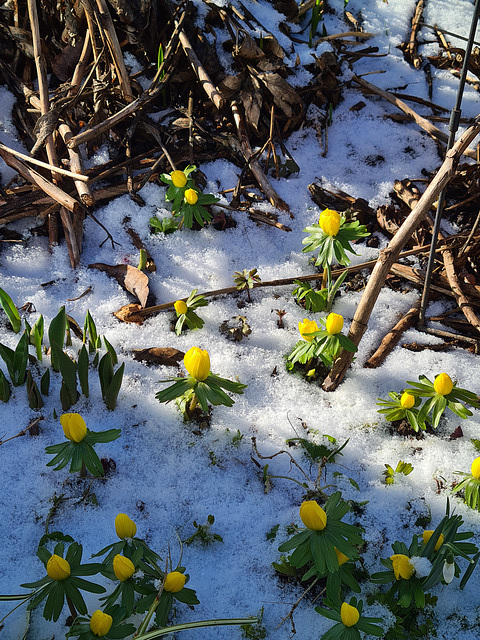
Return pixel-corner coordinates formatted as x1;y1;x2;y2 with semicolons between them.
26;370;43;409
98;352;114;397
0;368;10;402
0;287;21;333
40;368;50;396
104;362;125;410
53;343;78;403
12;330;29;386
104;337;118;365
31;315;44;360
78;345;89;397
155;378;195;404
0;342;15;381
49;307;67;371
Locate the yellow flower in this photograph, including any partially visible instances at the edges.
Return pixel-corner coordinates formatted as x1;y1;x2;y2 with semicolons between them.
390;554;415;580
471;457;480;479
115;513;137;540
298;318;318;342
319;208;341;237
164;571;186;593
400;391;415;409
433;373;453;396
299;500;327;531
340;602;360;627
46;554;71;581
325;313;344;335
90;610;113;637
60;413;87;443
422;530;444;551
171;170;187;188
113;554;135;582
174;300;188;315
184;188;199;205
184;346;210;381
335;548;349;566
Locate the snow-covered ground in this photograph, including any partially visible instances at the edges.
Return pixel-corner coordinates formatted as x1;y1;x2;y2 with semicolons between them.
1;0;480;638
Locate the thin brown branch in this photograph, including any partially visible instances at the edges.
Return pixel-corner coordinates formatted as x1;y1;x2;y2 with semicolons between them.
443;249;480;333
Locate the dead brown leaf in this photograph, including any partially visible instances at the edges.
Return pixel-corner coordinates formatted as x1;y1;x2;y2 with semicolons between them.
113;303;146;324
255;71;303;123
89;263;149;308
130;347;185;366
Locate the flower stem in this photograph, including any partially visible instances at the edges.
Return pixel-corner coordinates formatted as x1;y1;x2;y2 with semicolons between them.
134;583;165;637
66;596;78;621
80;461;87;478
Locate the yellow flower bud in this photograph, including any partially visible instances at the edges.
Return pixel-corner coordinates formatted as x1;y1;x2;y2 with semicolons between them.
433;373;453;396
390;554;415;580
471;457;480;479
299;500;327;531
90;610;113;637
171;170;187;188
113;554;135;582
298;318;318;342
184;346;210;381
340;602;360;627
422;530;444;551
60;413;87;443
47;554;71;581
335;548;349;566
400;391;415;409
184;188;199;205
319;208;341;237
164;571;186;593
174;300;188;315
115;513;137;540
325;313;344;335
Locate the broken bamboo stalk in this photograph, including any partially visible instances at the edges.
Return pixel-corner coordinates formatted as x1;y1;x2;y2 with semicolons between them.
443;248;480;333
352;75;478;159
403;0;424;68
364;298;422;368
177;25;224;110
0;142;89;182
231;101;291;214
322;114;480;392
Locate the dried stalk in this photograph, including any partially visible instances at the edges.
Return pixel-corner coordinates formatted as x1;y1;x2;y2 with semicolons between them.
322;115;480;391
94;0;133;101
0;142;88;182
403;0;424;68
352;75;478;159
70;30;92;93
177;25;224;110
231;101;291;213
443;249;480;333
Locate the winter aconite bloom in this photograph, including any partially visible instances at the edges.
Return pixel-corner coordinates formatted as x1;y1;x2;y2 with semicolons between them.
422;530;444;551
400;391;415;409
340;602;360;627
115;513;137;540
90;610;113;637
390;554;415;580
60;413;87;443
335;548;349;566
319;208;341;237
113;554;135;582
184;347;210;381
298;318;318;342
325;312;344;335
46;554;71;581
299;500;327;531
471;457;480;479
171;170;187;188
184;188;198;205
164;571;187;593
174;300;188;315
434;373;453;396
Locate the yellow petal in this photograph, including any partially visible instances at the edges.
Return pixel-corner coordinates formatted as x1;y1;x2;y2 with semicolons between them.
90;610;113;637
115;513;137;540
433;373;453;396
60;413;87;442
113;554;135;582
164;571;187;593
422;530;444;551
319;208;341;236
390;554;414;580
325;313;343;335
171;170;187;188
298;318;318;342
335;548;349;566
299;500;327;530
174;300;188;315
46;554;71;581
184;188;199;205
340;602;359;627
400;391;415;409
184;346;210;381
471;457;480;479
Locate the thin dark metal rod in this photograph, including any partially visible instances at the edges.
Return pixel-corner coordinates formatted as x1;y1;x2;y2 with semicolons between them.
418;0;480;325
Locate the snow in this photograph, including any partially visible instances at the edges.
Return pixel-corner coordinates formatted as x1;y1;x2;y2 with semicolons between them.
1;0;480;638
